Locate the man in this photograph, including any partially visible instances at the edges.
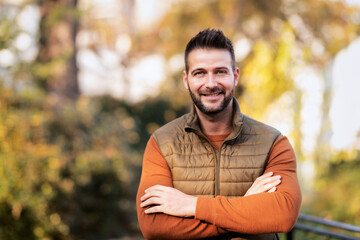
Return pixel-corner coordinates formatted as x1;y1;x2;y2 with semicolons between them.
136;29;301;239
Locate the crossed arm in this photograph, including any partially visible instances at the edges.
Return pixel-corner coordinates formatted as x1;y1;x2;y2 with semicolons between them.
141;171;281;217
136;136;225;239
136;136;302;239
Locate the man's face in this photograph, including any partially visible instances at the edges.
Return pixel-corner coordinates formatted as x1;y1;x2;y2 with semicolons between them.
183;48;239;115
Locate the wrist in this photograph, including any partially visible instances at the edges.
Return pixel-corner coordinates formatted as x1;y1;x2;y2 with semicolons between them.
189;196;198;217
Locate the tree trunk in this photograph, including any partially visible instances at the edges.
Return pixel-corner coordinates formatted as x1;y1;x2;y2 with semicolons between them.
37;0;79;101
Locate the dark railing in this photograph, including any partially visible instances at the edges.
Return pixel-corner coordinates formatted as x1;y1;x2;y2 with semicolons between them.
287;214;360;240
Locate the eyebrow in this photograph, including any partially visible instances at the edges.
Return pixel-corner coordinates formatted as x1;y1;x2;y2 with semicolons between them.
214;66;230;71
190;66;230;75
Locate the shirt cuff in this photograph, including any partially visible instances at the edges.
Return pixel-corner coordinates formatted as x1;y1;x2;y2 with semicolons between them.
195;196;217;224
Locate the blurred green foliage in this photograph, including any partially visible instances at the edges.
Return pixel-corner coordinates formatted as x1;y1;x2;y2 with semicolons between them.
0;83;188;239
306;154;360;226
0;82;143;239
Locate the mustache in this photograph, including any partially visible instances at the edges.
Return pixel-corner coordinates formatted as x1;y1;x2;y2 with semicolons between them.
199;87;225;95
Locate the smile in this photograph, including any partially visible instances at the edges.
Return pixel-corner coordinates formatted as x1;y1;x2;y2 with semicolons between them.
201;92;222;96
201;93;224;101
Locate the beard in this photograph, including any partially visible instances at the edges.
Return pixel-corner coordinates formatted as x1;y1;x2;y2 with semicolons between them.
188;86;234;115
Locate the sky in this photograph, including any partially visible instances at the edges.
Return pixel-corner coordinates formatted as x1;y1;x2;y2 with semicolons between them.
330;38;360;150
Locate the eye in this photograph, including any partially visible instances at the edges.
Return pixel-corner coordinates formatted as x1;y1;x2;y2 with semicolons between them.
216;70;227;74
193;71;205;76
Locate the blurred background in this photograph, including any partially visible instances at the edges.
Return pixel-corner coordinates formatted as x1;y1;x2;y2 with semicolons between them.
1;0;360;239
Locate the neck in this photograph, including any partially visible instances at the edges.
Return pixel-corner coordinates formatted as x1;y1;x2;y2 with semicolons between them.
195;99;234;135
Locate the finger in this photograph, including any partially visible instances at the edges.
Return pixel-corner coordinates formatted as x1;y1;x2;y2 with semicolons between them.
263;179;281;191
268;176;281;186
140;196;162;208
145;185;168;193
259;175;281;185
141;191;158;202
256;172;273;181
268;186;276;193
144;205;163;214
141;190;163;201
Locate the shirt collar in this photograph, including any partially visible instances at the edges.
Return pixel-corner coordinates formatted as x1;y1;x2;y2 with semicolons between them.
184;97;244;141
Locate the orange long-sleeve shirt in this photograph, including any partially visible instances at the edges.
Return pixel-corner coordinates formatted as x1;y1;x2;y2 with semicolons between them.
136;135;302;239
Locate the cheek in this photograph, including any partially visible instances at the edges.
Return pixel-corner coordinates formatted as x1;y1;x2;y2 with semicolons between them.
188;81;203;91
223;79;236;89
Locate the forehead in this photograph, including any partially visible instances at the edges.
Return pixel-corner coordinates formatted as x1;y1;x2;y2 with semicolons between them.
187;48;232;71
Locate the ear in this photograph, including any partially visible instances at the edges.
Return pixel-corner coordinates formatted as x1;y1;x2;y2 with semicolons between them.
183;70;189;90
234;67;240;86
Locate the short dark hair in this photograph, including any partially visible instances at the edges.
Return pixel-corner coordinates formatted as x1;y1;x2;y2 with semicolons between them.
184;29;235;73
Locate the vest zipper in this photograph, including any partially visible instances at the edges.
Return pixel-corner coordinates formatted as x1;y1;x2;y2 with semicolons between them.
215;142;227;196
191;130;230;197
213;146;220;196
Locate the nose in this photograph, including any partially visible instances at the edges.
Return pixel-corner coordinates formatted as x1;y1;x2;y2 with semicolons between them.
205;73;217;88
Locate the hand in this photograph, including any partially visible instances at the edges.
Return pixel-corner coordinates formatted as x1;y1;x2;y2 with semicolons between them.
140;185;198;217
245;172;281;196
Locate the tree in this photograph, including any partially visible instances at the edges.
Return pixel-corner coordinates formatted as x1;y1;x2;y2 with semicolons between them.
36;0;80;100
0;1;142;239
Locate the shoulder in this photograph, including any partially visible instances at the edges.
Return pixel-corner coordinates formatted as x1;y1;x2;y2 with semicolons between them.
242;114;282;138
152;113;190;144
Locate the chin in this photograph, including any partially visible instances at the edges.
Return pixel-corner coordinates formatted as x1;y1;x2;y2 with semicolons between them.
205;106;222;112
203;106;224;114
